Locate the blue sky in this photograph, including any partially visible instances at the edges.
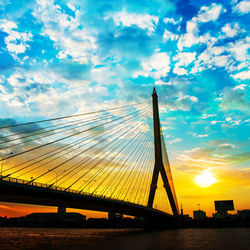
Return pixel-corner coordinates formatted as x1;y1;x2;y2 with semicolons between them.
0;0;249;211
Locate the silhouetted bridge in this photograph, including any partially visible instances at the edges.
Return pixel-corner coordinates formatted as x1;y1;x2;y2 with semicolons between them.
0;88;179;224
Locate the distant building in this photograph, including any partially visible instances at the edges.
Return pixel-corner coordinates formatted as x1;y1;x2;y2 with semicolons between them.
213;212;224;219
182;214;192;220
108;212;123;220
213;200;234;218
24;212;86;227
180;205;192;221
193;210;206;220
237;209;250;219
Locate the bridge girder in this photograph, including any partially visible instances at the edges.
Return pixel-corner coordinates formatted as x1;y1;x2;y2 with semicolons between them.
0;180;175;222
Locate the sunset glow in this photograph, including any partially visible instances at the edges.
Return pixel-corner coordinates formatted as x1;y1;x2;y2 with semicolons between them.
0;0;249;219
195;171;217;188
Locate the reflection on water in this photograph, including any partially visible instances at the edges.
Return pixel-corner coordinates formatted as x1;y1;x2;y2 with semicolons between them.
0;227;250;250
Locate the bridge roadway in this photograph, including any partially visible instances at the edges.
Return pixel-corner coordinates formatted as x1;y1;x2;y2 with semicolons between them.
0;176;176;222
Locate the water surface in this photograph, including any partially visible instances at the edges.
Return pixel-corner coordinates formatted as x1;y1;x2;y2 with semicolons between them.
0;227;250;249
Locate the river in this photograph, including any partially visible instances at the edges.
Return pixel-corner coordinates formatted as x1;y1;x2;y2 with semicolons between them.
0;227;250;249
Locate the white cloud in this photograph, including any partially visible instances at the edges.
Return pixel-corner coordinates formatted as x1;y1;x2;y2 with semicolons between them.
191;35;249;74
33;0;97;64
228;37;250;62
224;116;246;126
173;52;196;75
173;67;187;75
163;29;179;42
174;93;198;109
169;138;182;144
0;19;32;60
67;3;76;11
177;21;198;50
191;45;233;73
134;52;170;79
229;62;248;72
177;22;217;51
155;80;172;85
201;114;217;119
174;52;197;66
110;10;159;35
163;17;182;25
222;23;241;38
191;133;208;138
177;3;223;51
233;1;250;14
0;68;108;117
194;3;223;23
218;143;237;149
0;70;56;113
233;84;247;90
90;66;116;85
232;71;250;80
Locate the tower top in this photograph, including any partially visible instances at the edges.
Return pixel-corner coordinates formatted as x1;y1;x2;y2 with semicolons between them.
152;87;158;96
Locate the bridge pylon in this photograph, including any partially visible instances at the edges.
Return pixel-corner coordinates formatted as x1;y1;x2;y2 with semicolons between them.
147;87;179;215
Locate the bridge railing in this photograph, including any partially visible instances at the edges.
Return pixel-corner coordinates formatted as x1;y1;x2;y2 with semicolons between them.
0;175;151;209
0;175;90;194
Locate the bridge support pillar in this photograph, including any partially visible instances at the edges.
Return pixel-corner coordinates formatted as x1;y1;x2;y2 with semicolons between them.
147;87;179;215
58;206;66;214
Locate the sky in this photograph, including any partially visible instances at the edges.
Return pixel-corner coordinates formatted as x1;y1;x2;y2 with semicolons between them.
0;0;249;218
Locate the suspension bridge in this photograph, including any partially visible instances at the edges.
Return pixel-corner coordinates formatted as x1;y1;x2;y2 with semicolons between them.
0;88;179;224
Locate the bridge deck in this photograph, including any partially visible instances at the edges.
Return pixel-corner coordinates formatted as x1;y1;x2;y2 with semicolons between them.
0;176;174;221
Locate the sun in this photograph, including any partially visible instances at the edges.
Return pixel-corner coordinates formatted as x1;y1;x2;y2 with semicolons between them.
195;170;217;188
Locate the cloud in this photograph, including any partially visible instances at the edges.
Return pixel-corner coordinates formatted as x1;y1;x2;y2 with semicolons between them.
177;21;217;51
175;140;249;173
0;68;84;116
177;21;199;50
191;133;208;138
173;52;196;75
228;37;250;62
0;19;32;60
173;67;187;75
164;93;198;111
177;3;225;51
194;3;223;23
163;29;179;42
222;23;241;38
231;70;250;80
32;0;97;64
169;138;182;144
191;43;241;74
155;80;172;86
201;113;217;119
134;52;170;79
0;118;42;149
190;34;249;74
174;52;197;66
220;85;250;112
233;1;250;14
109;10;159;35
233;84;247;90
163;17;182;25
218;143;237;149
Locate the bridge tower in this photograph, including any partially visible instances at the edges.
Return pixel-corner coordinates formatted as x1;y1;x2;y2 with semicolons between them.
147;87;179;215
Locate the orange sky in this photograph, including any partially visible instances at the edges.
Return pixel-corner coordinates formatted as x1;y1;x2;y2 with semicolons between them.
1;164;249;218
1;137;249;219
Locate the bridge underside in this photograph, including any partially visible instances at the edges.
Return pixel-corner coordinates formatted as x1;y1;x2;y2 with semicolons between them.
0;180;176;224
